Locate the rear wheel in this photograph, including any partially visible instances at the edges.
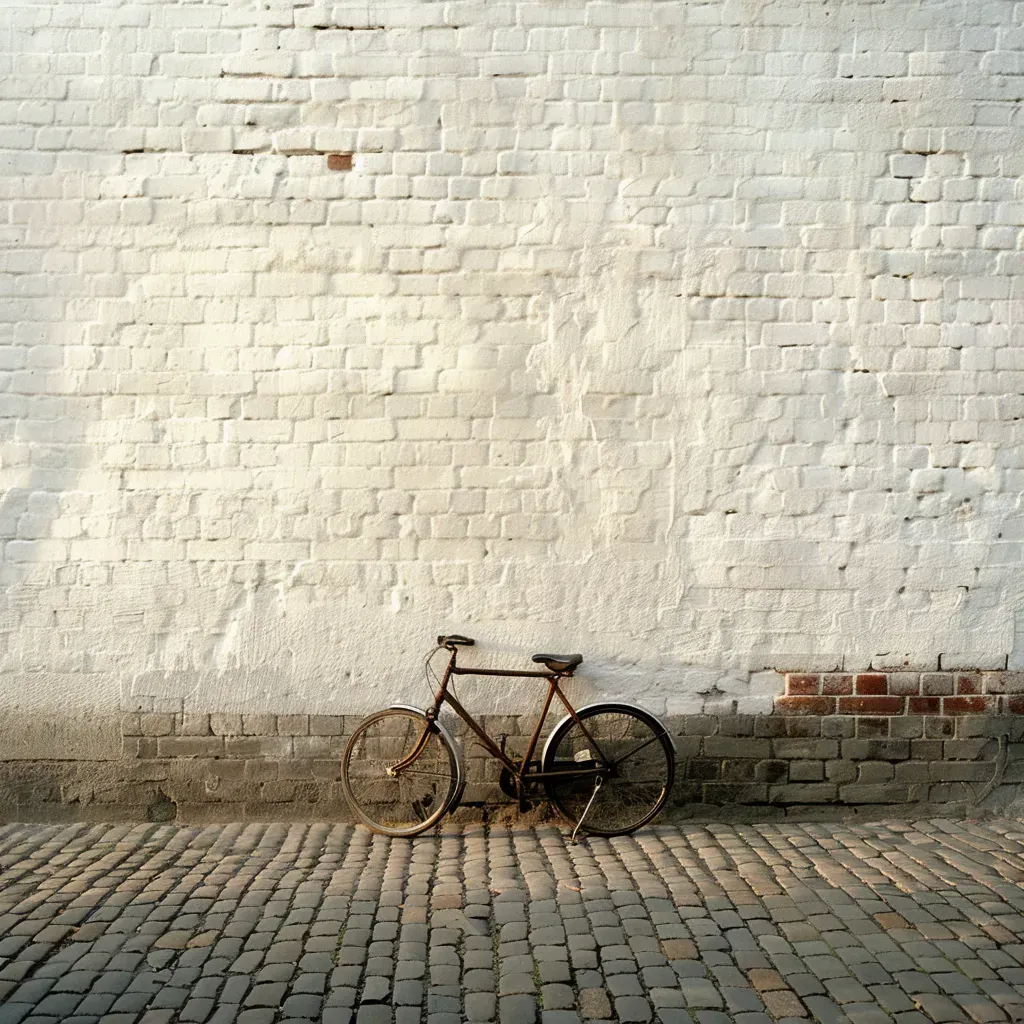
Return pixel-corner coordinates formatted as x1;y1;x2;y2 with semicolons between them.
542;704;675;836
341;709;459;837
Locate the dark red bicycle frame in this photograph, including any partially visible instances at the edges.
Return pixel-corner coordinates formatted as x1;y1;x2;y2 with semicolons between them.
389;643;607;786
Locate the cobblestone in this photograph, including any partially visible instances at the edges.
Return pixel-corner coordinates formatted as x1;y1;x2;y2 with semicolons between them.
0;821;1023;1022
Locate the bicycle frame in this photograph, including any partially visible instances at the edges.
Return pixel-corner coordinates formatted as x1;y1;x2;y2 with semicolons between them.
389;644;608;786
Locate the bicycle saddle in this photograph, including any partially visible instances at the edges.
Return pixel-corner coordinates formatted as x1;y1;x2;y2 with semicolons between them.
532;653;583;673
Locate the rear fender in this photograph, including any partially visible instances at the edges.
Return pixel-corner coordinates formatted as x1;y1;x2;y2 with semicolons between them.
540;701;677;767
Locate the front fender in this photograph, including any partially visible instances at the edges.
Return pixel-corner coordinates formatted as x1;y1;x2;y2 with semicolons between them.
387;704;466;812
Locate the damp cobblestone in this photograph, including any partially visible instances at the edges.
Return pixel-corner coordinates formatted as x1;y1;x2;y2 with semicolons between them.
0;821;1023;1023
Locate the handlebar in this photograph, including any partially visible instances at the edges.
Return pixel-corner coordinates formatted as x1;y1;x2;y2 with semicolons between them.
438;634;475;647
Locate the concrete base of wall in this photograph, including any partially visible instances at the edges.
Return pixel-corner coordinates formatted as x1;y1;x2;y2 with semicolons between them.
1;701;1022;824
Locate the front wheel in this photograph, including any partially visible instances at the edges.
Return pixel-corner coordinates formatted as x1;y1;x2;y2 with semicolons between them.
341;708;459;837
542;704;675;837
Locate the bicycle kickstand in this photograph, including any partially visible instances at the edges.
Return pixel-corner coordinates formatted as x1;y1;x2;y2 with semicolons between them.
570;777;603;845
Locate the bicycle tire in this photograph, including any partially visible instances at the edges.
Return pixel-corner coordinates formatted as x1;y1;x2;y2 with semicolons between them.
541;703;675;837
341;708;459;837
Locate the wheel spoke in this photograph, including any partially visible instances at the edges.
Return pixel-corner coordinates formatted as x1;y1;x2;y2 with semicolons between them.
610;731;668;767
543;707;673;836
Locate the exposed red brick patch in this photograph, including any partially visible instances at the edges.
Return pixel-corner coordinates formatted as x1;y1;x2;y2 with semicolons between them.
775;696;836;716
327;152;353;170
837;696;904;715
786;674;820;696
855;674;888;695
943;696;995;715
822;674;853;695
770;671;1024;717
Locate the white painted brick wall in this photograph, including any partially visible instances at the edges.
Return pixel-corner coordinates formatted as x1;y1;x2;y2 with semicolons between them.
1;0;1023;719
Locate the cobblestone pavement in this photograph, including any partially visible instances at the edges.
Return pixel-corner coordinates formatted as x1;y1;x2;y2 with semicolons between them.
1;820;1024;1024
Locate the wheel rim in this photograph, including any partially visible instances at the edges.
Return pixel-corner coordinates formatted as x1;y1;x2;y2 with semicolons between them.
545;709;672;835
343;711;457;835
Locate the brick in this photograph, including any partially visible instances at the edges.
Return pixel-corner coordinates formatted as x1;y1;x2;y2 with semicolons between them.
984;672;1024;694
718;715;756;736
774;697;835;716
789;760;824;782
124;736;159;758
769;783;837;804
773;739;838;760
140;714;176;737
686;759;721;782
890;715;925;739
754;759;789;783
309;716;344;736
887;673;921;696
837;697;903;716
703;737;770;758
242;715;277;736
224;737;292;758
854;674;888;695
784;717;822;737
156;737;224;758
857;761;894;783
921;674;954;696
909;697;942;714
943;696;996;715
821;674;853;695
955;673;982;695
911;739;945;759
785;674;820;696
928;761;994;782
754;718;788;738
894;761;931;784
179;714;212;737
821;717;856;739
839;783;913;803
856;716;890;738
722;759;758;781
825;759;857;784
211;715;243;736
942;739;990;760
842;739;911;761
680;716;718;736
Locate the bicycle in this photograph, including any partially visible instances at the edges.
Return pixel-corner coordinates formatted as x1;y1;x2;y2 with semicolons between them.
340;634;677;839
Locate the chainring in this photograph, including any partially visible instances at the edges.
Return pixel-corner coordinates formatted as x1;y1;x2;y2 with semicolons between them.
498;767;519;800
